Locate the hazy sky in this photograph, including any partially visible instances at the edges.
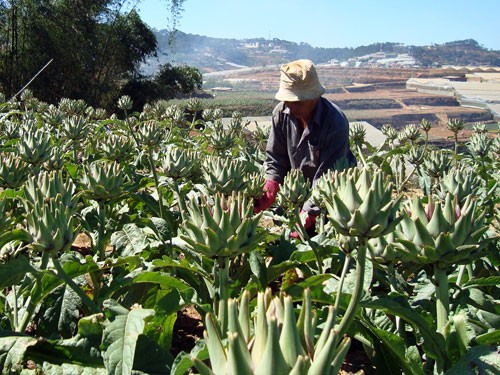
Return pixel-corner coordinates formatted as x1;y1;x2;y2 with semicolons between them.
136;0;500;51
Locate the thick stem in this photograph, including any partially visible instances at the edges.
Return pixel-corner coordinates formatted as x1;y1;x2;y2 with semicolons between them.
96;200;107;262
434;265;449;335
51;254;99;315
336;242;367;338
333;253;352;325
148;148;165;219
215;256;230;337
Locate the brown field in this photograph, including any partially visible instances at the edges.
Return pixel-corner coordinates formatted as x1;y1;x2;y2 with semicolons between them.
210;65;497;147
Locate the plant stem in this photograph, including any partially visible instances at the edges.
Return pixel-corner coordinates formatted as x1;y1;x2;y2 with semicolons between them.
336;242;366;338
51;254;99;315
434;265;449;335
148;148;165;219
333;252;352;325
215;256;230;337
294;208;323;273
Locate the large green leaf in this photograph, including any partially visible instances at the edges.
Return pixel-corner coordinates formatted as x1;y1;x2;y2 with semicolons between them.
36;283;82;338
370;327;425;375
101;300;155;375
0;335;38;374
363;296;447;365
40;362;107;374
110;223;151;256
0;255;38;288
445;345;500;375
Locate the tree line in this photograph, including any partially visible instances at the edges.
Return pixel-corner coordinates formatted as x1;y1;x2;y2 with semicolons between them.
0;0;201;112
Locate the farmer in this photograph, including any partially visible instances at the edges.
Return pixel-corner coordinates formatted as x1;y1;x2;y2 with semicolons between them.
254;59;356;237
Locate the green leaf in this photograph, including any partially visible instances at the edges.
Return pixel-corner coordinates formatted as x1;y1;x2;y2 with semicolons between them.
370;327;425;375
40;362;107;374
0;255;38;288
110;223;151;257
0;335;38;373
363;297;447;365
249;250;267;289
102;301;155;375
463;276;500;288
445;345;500;375
475;330;500;345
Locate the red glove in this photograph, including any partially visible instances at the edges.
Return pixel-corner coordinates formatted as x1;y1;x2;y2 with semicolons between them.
290;211;317;239
254;179;280;213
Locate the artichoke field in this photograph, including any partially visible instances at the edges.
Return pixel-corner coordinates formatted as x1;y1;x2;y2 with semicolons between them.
0;92;498;374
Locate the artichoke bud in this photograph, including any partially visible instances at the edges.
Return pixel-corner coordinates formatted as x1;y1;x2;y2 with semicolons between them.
136;120;163;148
322;167;401;239
422;149;453;179
99;134;135;162
349;122;366;147
467;132;491;158
80;161;127;201
179;192;262;258
17;128;52;166
395;193;489;266
195;288;351;374
160;145;195;180
0;153;30;188
23;172;78;254
278;169;310;208
117;95;133;111
61;115;90;140
203;156;247;195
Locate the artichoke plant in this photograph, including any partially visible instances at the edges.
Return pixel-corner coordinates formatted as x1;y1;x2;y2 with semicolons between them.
203;156;247;195
17;128;52;167
318;167;401;239
98;134;135;163
0;153;30;188
398;123;421;145
178;192;263;334
192;288;351;375
436;166;482;205
80;160;127;202
277;169;310;210
179;192;262;260
22;171;78;254
395;193;488;267
393;192;491;354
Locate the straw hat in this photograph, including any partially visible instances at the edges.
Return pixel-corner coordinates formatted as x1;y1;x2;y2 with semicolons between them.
275;59;325;102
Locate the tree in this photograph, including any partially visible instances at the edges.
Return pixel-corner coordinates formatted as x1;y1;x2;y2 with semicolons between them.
0;0;167;108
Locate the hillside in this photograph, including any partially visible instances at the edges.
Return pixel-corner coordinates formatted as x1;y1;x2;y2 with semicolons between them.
140;31;500;75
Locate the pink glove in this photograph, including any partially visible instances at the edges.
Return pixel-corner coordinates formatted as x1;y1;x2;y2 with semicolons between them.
290;211;317;239
254;179;280;213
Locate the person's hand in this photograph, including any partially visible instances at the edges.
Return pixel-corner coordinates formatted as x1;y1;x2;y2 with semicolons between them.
254;179;280;213
290;211;317;239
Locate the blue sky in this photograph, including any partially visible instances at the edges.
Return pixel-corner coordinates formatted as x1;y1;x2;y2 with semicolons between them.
136;0;500;51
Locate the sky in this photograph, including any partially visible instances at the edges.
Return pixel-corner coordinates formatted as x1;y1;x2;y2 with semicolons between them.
135;0;500;51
